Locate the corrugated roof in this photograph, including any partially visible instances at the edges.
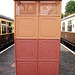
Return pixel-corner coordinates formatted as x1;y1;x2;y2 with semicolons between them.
0;15;14;21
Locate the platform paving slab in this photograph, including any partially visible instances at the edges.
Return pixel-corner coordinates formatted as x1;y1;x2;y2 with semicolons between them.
59;45;75;75
0;46;15;75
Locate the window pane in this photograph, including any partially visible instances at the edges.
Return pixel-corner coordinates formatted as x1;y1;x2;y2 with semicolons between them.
1;21;6;34
62;22;65;31
67;20;72;32
62;26;65;31
70;20;72;24
7;22;12;33
68;25;72;31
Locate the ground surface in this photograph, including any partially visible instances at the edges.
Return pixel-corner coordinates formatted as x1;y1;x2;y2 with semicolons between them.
59;45;75;75
0;45;75;75
0;46;15;75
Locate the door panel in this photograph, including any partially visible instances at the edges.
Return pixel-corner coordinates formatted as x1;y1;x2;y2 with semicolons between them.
15;1;38;39
39;1;61;39
39;17;60;39
16;61;37;75
38;61;59;75
39;1;61;16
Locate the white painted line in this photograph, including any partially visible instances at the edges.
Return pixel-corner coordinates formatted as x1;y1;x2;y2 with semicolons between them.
61;43;75;55
0;44;14;54
11;63;15;67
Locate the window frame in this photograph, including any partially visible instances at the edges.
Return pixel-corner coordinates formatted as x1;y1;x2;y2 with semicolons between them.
1;20;6;34
62;22;65;31
7;22;13;33
67;20;72;32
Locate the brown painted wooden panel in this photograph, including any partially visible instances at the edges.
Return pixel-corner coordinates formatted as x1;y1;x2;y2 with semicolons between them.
61;32;75;44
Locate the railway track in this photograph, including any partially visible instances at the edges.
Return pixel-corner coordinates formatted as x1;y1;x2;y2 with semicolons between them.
61;43;75;55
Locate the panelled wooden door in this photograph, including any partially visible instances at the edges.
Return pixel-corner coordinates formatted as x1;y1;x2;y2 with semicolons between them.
15;1;61;75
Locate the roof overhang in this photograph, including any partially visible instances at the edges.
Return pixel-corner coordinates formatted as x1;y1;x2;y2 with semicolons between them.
0;15;14;21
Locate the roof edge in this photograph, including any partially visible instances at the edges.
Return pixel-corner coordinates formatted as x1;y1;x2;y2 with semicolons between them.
0;14;14;21
62;13;75;21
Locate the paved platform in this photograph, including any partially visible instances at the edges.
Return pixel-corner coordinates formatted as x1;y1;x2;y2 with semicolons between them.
0;46;15;75
0;44;75;75
59;45;75;75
